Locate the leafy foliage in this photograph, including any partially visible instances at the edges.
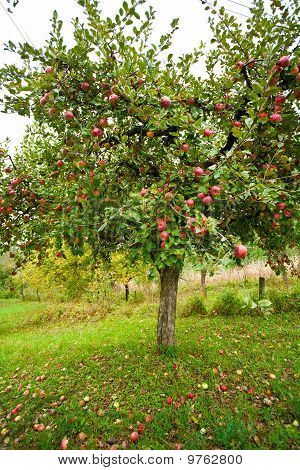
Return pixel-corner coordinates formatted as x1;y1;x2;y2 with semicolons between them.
0;0;298;276
179;295;207;317
212;289;246;316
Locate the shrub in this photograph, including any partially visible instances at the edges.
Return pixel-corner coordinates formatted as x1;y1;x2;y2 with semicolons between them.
127;290;146;305
212;289;245;316
0;266;15;299
179;295;207;318
0;288;16;300
268;287;300;314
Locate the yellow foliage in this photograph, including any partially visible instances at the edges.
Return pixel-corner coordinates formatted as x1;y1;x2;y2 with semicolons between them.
109;251;149;286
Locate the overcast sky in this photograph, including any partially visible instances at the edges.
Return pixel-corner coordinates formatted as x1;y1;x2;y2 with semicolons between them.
0;0;251;149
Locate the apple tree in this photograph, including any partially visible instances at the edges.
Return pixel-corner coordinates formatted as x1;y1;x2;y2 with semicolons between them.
0;0;299;349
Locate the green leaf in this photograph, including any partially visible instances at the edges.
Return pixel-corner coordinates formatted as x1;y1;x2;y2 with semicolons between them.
258;299;272;308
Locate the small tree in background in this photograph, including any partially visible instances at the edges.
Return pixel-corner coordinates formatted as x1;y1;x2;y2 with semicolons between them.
110;251;150;301
0;0;299;350
21;245;95;300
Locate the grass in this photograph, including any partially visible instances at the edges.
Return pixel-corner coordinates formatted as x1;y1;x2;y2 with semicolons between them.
0;282;299;450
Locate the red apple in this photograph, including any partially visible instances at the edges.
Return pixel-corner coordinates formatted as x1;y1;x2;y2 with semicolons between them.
269;113;282;123
202;195;213;205
236;61;245;69
64;111;75;120
140;188;147;196
61;438;69;450
275;94;286;104
276;202;286;210
131;432;139;443
99;117;108;127
160;96;171;108
210;185;221;196
186;199;194;208
284;209;292;217
220;385;228;392
234;244;247;259
56;160;64;167
203;128;213;137
157;219;167;231
215;102;225;112
138;423;146;434
274;213;280;219
160;231;170;241
80;81;90;91
232;121;242;127
194;167;204;176
166;396;173;405
180;143;190;152
45;65;53;74
197;192;206;200
92;127;102;137
109;93;119;106
39;95;48;106
186;97;195;105
258;111;268;119
277;55;290;68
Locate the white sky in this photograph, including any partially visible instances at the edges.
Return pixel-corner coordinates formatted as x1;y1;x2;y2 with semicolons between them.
0;0;251;149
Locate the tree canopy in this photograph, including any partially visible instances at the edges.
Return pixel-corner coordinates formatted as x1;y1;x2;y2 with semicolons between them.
0;0;299;346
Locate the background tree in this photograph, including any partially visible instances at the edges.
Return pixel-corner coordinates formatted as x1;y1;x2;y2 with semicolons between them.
0;0;299;350
109;251;150;301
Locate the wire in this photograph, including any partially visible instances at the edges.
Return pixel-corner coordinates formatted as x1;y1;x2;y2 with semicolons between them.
0;0;35;47
222;7;250;17
204;0;251;19
225;0;251;10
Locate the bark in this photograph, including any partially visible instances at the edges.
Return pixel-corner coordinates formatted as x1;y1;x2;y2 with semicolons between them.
282;271;289;288
125;284;129;302
157;265;180;350
201;269;207;298
20;284;25;302
259;276;266;300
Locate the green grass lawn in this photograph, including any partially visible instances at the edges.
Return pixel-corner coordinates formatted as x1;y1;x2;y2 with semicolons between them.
0;295;299;450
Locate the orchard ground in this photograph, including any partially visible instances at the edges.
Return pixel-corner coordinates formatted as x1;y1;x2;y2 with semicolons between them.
0;276;299;450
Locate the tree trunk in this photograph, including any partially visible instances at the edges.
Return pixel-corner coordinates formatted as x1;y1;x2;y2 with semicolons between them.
20;284;25;301
282;271;289;288
125;284;129;302
259;276;266;300
201;269;207;298
157;265;180;351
